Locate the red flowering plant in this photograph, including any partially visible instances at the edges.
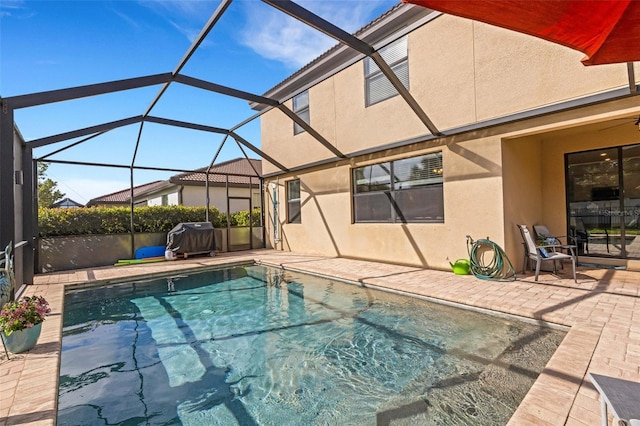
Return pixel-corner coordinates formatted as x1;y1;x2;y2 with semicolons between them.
0;296;51;336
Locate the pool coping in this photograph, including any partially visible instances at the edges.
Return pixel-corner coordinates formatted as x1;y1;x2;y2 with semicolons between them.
1;250;639;425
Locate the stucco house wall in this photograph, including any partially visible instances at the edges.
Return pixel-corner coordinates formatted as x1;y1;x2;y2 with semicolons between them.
180;186;261;213
261;14;634;176
141;185;260;213
260;7;640;271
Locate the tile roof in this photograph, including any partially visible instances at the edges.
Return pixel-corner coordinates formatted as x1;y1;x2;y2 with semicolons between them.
169;158;262;186
50;197;84;208
86;180;167;206
86;158;262;206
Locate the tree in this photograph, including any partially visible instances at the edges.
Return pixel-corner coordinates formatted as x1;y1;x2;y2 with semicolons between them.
37;163;64;207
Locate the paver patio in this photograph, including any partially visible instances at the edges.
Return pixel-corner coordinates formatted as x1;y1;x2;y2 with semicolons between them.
1;249;639;425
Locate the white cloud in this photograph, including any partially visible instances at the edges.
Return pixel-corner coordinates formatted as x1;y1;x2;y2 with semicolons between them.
239;0;396;69
110;7;141;30
137;0;217;43
138;0;215;18
0;0;35;19
0;0;24;12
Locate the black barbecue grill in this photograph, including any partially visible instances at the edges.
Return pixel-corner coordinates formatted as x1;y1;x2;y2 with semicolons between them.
166;222;216;259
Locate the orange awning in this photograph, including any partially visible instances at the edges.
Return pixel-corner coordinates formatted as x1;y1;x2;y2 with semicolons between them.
403;0;640;66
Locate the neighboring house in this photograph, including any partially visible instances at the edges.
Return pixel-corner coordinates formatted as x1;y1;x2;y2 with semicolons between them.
50;197;84;209
255;4;640;271
86;180;169;207
86;158;262;214
168;158;262;214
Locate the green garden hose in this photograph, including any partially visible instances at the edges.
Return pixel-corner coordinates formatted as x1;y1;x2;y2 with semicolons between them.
466;235;517;281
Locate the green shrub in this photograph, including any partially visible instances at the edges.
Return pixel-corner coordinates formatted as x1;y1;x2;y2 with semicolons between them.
230;208;262;226
38;206;224;237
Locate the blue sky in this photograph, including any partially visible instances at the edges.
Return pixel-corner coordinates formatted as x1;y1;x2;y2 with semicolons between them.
1;0;397;203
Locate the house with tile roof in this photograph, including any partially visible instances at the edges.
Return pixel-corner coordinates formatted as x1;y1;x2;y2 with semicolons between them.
86;180;169;207
86;158;262;214
50;197;85;209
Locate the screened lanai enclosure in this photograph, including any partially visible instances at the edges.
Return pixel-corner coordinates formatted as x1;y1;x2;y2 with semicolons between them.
1;0;449;293
2;0;640;296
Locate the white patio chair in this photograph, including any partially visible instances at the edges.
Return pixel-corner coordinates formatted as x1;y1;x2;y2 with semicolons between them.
517;224;576;283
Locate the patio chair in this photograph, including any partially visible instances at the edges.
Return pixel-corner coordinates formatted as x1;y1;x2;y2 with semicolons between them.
570;217;609;255
533;224;579;264
517;224;576;283
590;373;640;426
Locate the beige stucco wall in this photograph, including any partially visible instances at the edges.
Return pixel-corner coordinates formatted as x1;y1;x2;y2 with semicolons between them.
265;95;640;271
181;186;261;213
261;14;633;176
266;137;506;271
260;11;640;270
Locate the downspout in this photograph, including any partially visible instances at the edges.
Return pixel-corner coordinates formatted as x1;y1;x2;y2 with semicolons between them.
269;178;280;247
225;174;230;250
260;178;266;249
205;170;210;222
31;158;38;277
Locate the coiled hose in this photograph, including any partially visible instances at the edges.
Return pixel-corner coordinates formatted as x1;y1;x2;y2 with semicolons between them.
466;235;517;281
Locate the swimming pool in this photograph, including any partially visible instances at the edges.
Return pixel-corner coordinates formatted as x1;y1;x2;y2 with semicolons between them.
58;264;565;425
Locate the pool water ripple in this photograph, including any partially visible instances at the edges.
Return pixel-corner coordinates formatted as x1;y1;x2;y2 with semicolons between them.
58;265;564;425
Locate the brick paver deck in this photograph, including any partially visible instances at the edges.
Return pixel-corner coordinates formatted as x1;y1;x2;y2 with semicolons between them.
1;249;639;425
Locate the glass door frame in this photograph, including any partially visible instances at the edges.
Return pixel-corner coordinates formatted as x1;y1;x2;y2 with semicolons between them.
565;143;640;260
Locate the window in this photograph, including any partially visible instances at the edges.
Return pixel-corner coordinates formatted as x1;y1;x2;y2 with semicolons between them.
293;91;309;135
252;190;262;210
287;179;301;223
365;37;408;106
352;152;444;223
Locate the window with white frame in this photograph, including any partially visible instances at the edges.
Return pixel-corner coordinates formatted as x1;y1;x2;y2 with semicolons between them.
287;179;301;223
252;190;261;210
364;37;409;106
352;152;444;223
293;91;310;135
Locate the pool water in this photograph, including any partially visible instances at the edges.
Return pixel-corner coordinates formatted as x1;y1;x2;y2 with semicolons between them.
58;265;565;425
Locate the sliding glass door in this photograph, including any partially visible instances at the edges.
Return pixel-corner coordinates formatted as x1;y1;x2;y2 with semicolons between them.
566;144;640;259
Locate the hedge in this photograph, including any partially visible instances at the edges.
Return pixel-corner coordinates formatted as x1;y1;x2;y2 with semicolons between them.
38;205;263;237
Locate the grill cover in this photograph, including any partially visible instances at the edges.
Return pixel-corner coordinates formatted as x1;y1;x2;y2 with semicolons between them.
166;222;215;255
